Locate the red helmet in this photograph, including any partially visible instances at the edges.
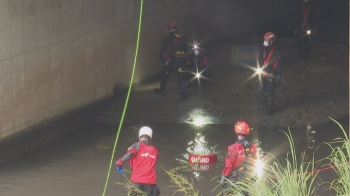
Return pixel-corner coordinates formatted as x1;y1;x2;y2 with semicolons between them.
263;32;276;46
168;22;179;32
234;121;251;135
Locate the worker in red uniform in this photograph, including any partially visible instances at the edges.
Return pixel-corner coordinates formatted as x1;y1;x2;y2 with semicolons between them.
154;22;189;100
221;120;257;195
116;126;160;196
290;0;320;61
256;32;282;116
188;41;211;79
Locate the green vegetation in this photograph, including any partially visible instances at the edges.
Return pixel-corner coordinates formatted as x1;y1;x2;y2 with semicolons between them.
164;169;200;196
325;118;350;196
114;181;147;196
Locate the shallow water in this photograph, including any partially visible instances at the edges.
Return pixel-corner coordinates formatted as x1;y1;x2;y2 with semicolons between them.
0;115;347;196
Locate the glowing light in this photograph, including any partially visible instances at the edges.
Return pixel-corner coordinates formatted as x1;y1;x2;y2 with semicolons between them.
306;30;311;35
195;72;201;78
186;132;218;156
192;41;200;50
193;171;203;180
254;158;264;178
256;67;263;75
181;108;216;127
193;117;205;127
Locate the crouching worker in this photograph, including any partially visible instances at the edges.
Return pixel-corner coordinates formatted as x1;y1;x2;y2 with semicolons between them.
116;126;160;196
188;42;211;79
221;121;257;196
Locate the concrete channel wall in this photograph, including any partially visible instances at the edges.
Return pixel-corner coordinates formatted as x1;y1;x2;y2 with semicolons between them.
0;0;294;141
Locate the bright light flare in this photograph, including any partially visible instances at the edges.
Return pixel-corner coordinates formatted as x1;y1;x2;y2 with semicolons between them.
193;117;205;127
187;67;212;88
254;158;264;178
306;30;311;35
191;41;201;51
193;171;202;180
256;67;263;75
186;132;218;156
190;40;205;55
192;42;200;56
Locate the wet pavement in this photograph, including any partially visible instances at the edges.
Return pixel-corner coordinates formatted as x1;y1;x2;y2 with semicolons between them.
0;36;348;196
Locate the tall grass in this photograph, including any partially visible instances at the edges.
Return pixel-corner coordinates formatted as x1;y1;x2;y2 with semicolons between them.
164;169;200;196
325;118;350;195
115;181;147;196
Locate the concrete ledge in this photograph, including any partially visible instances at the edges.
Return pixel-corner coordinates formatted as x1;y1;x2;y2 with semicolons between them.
0;95;115;164
0;72;159;164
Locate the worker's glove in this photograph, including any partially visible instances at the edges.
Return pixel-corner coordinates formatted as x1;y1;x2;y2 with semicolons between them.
116;165;124;174
116;159;124;174
275;75;281;87
221;175;227;188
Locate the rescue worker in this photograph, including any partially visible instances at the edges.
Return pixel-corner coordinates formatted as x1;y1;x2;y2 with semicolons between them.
116;126;160;196
256;32;282;116
154;22;189;101
292;0;320;61
188;42;211;79
221;120;258;196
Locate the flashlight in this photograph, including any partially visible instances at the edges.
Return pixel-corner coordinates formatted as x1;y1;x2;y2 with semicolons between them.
194;49;199;56
256;67;263;75
254;158;264;178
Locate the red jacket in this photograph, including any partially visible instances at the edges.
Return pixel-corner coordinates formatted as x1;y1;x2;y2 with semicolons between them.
222;141;257;177
189;50;208;68
116;140;158;184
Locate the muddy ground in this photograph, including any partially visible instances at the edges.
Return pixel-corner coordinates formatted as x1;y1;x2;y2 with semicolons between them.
0;35;348;196
101;36;349;129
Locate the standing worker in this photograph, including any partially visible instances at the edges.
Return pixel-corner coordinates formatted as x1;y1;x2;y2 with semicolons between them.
115;126;160;196
221;120;258;195
256;32;282;116
154;22;189;101
291;0;320;61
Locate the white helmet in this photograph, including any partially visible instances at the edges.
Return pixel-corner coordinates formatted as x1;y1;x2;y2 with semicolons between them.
139;126;153;139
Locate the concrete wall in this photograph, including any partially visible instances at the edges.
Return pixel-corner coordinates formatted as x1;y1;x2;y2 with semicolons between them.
0;0;295;140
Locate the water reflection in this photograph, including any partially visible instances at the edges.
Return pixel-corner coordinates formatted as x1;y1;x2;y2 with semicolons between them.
193;118;205;127
187;133;219;156
174;132;221;180
173;132;266;180
306;125;316;149
179;108;217;127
